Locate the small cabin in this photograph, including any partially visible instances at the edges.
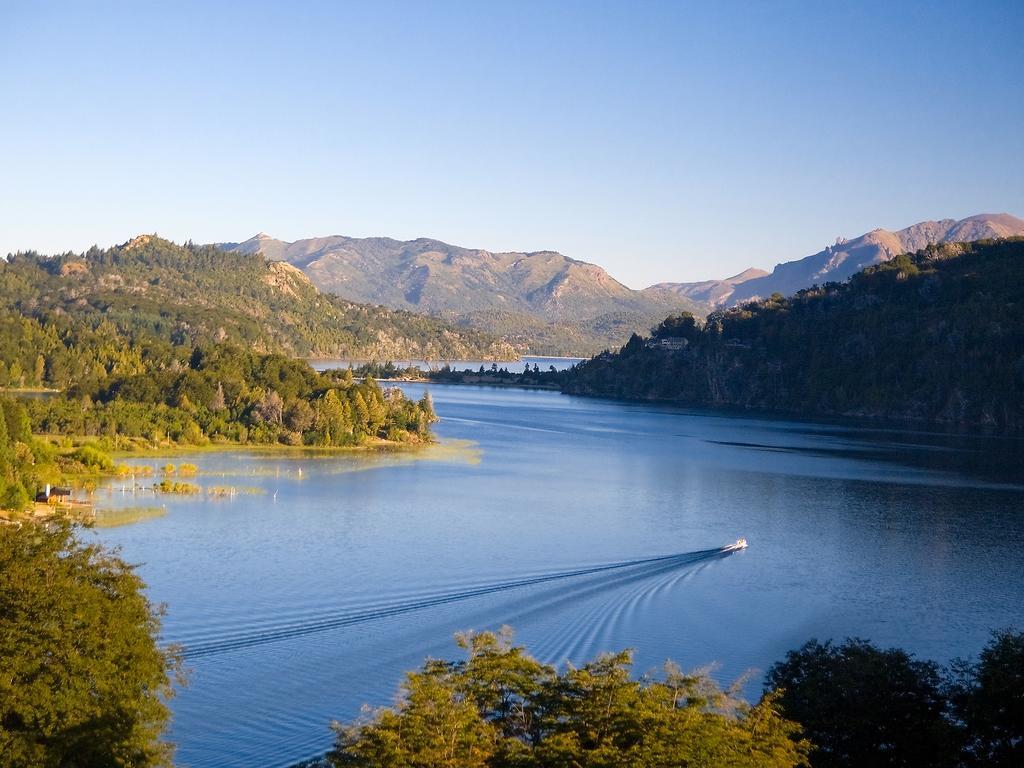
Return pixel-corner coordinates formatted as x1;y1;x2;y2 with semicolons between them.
648;337;689;351
35;484;72;504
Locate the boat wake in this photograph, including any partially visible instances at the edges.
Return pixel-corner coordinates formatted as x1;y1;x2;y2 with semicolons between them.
178;543;745;660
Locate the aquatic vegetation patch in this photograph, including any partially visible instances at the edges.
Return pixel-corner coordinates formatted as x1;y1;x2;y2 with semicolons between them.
92;506;167;528
154;480;200;495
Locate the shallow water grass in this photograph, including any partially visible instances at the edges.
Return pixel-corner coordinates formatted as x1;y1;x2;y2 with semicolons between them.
92;506;167;528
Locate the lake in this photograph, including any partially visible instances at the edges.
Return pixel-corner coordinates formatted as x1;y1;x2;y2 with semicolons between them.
88;384;1024;768
308;355;584;374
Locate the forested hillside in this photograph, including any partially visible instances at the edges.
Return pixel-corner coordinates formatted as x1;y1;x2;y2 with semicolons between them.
0;235;515;369
566;239;1024;431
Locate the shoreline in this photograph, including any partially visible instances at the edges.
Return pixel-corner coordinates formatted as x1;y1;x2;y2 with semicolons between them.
367;376;561;391
107;437;436;460
29;433;435;460
305;355;586;365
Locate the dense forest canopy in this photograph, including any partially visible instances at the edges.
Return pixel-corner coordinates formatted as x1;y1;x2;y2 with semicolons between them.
26;346;437;450
0;234;516;367
565;239;1024;431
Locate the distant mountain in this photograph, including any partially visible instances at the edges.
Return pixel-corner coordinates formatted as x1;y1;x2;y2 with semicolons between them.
649;214;1024;307
1;235;516;360
219;234;699;356
567;238;1024;431
648;267;769;305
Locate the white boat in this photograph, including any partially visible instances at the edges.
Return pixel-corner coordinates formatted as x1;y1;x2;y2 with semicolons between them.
723;538;748;551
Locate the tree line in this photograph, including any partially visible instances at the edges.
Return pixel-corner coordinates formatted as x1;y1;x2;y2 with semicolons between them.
327;629;1022;768
0;337;437;514
26;344;436;451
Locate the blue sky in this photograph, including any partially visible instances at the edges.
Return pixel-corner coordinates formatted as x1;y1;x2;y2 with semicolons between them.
2;0;1022;286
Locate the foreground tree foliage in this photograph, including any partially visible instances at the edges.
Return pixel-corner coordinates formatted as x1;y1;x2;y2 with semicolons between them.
329;630;811;768
766;632;1024;768
948;630;1024;768
0;522;179;767
766;639;957;768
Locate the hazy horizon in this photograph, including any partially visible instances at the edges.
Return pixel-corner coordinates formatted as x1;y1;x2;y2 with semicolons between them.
2;1;1022;286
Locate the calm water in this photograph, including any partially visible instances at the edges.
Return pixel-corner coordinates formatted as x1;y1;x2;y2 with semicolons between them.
89;385;1024;768
309;355;584;374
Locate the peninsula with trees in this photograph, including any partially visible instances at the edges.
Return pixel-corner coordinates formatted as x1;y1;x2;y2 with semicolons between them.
0;235;452;516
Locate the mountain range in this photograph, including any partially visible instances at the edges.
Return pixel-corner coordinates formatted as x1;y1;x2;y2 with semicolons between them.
650;213;1024;307
218;234;698;356
219;213;1024;356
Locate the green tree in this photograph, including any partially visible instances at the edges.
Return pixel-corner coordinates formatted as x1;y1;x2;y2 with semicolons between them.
315;389;349;446
330;630;809;768
766;638;958;768
363;388;388;437
333;671;497;768
351;391;371;438
2;400;32;445
949;629;1024;767
652;312;700;340
419;391;437;423
0;523;181;767
0;399;33;511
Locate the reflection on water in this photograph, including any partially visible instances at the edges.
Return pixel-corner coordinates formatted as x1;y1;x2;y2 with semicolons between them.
90;385;1024;768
